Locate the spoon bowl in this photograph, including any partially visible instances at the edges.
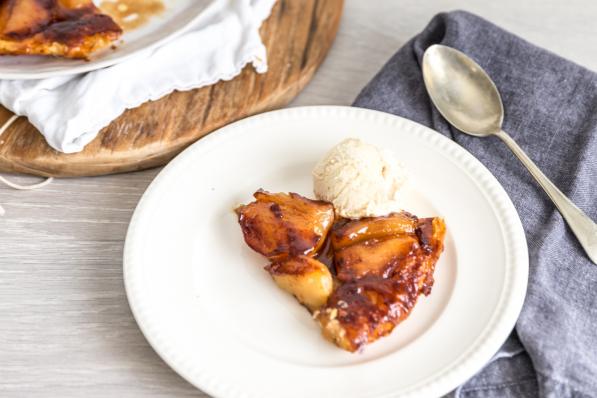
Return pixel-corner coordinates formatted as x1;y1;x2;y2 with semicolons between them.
422;45;503;137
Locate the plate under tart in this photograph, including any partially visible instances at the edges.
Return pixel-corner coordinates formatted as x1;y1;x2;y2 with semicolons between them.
124;106;528;398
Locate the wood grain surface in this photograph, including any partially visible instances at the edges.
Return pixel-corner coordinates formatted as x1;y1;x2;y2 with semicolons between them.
0;0;343;177
2;1;596;397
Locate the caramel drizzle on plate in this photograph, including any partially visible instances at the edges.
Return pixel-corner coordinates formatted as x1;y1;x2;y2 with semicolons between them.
99;0;164;31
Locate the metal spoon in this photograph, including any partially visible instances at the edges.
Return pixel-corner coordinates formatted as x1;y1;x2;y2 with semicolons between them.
422;44;597;264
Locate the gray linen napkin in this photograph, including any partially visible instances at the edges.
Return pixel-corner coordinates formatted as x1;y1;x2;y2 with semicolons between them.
353;10;597;398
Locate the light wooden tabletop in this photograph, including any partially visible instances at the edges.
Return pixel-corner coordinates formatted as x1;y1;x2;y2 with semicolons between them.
1;1;595;397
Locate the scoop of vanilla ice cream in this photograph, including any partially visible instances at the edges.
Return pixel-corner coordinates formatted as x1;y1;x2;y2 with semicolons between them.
313;138;407;219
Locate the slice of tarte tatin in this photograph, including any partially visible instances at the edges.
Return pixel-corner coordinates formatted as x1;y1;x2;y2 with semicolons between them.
0;0;122;59
236;191;446;352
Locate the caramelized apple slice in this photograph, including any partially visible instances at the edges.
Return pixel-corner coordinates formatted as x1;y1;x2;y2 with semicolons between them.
316;276;420;352
331;212;418;250
413;217;447;294
317;216;447;352
266;256;333;311
416;217;446;254
334;236;418;282
236;190;335;260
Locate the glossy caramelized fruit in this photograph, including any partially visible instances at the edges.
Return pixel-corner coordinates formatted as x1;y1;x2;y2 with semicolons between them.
237;190;446;352
317;275;420;352
236;190;335;260
0;0;122;59
316;215;446;351
266;255;334;311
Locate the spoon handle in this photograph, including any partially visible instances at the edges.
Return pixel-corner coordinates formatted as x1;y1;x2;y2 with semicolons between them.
495;129;597;264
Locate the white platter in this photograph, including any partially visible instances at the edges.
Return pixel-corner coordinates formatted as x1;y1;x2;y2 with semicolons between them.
124;106;528;398
0;0;210;80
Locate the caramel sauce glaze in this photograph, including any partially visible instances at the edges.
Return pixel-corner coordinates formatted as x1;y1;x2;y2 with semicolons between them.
99;0;164;31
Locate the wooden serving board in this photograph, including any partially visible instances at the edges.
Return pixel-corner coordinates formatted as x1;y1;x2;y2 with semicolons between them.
0;0;343;177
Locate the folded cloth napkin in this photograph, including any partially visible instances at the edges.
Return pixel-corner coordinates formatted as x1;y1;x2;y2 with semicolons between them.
354;11;597;398
0;0;276;153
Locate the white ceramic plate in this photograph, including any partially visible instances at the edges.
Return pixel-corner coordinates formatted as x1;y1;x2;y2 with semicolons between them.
124;106;528;398
0;0;210;80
